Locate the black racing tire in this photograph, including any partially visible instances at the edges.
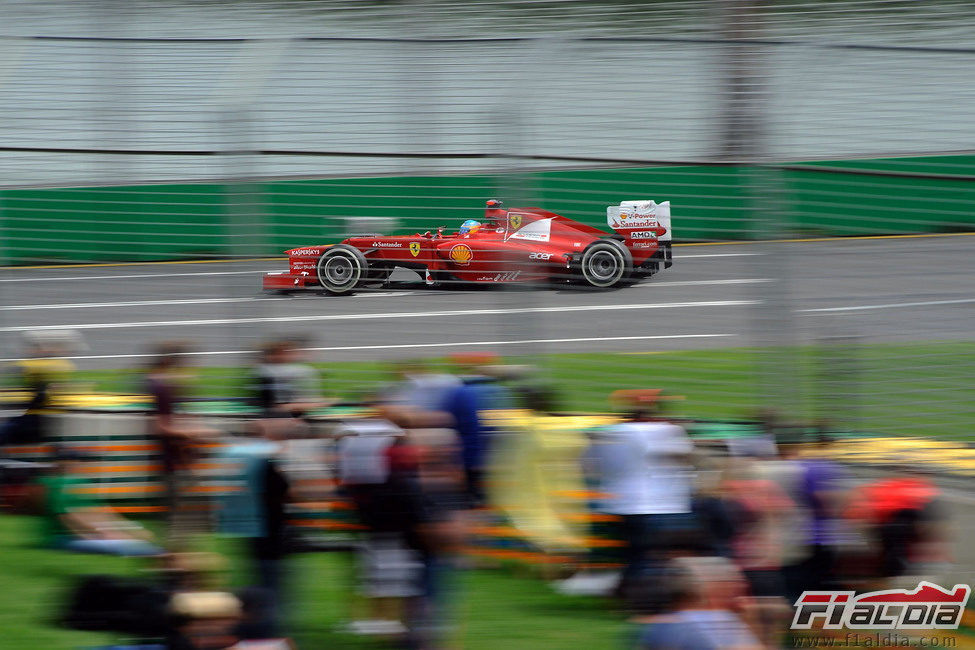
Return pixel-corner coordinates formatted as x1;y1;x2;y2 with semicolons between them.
579;239;633;289
316;244;367;295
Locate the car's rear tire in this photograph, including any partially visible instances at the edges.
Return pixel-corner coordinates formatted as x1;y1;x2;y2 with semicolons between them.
579;240;632;289
317;244;367;294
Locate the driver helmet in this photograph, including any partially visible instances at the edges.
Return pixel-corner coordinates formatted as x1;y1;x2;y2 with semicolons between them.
459;219;482;235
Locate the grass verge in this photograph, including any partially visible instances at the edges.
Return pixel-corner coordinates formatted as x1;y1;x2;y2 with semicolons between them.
62;341;975;441
0;514;627;650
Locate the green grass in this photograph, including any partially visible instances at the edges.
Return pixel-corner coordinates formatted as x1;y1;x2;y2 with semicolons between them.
0;514;627;649
0;515;152;649
540;342;975;440
63;341;975;441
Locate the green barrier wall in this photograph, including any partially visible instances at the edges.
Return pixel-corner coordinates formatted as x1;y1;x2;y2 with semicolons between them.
1;155;973;264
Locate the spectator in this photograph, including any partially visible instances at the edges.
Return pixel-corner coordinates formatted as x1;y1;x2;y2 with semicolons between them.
634;556;765;650
144;342;219;544
164;555;245;650
59;551;248;648
780;431;849;598
690;455;738;560
169;590;243;650
252;338;330;440
39;446;163;556
499;384;593;559
582;389;697;604
843;476;951;585
336;409;414;636
753;429;813;582
441;352;514;506
721;456;795;598
337;410;404;532
392;409;468;650
217;434;292;637
0;330;82;446
381;361;461;413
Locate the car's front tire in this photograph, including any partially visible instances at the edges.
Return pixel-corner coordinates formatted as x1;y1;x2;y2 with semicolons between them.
317;244;367;294
579;240;632;288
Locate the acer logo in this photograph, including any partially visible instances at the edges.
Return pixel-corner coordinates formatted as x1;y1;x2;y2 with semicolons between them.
528;252;552;260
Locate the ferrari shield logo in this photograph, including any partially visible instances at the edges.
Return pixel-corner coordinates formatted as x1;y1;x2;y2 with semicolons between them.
510;213;523;230
409;241;421;257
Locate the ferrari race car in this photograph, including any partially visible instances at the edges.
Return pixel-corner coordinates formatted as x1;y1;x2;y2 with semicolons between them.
263;199;672;294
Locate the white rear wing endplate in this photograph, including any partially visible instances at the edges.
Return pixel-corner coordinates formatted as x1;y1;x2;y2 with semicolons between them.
607;200;671;241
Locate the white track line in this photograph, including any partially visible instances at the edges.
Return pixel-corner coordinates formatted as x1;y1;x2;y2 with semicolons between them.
0;292;414;311
678;253;759;258
0;270;264;283
645;278;769;288
0;297;270;311
0;300;756;333
799;298;975;313
0;333;734;362
0;280;762;310
310;334;736;353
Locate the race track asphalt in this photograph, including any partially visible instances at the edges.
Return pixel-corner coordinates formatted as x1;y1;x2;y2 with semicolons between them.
0;235;972;369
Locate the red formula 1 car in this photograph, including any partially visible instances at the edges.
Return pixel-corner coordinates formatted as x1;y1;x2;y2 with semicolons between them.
263;199;672;294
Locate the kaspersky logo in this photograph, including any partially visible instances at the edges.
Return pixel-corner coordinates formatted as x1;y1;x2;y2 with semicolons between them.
792;582;971;630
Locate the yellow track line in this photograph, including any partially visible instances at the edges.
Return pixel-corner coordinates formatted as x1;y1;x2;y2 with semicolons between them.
4;231;974;269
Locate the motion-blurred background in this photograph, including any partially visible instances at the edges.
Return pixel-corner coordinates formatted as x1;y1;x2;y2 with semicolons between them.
0;1;974;648
1;0;973;437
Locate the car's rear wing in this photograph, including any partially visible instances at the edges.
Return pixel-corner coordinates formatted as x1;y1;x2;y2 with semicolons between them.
606;200;671;241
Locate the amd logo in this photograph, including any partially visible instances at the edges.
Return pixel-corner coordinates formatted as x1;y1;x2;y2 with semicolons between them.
629;231;657;240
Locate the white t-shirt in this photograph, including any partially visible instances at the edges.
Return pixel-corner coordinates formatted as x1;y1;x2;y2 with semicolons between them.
336;419;403;486
585;421;694;515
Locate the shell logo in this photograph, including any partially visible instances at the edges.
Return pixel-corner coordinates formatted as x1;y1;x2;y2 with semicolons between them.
449;243;473;266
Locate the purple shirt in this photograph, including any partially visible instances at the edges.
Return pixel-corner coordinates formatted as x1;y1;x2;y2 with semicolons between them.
800;459;846;545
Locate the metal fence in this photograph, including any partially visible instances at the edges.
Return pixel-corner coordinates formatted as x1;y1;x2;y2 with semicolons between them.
0;0;974;442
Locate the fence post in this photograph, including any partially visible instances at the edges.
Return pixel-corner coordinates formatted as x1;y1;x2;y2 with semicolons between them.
715;0;802;424
214;38;288;366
